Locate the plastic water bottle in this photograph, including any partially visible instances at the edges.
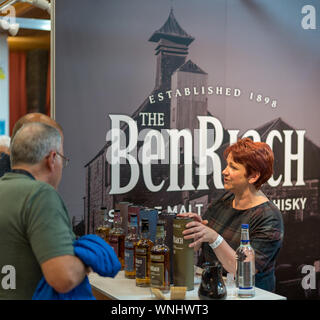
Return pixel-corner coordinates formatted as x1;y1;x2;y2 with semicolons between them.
236;224;255;298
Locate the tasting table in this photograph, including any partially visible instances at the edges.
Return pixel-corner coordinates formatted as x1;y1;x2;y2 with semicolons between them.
89;271;286;300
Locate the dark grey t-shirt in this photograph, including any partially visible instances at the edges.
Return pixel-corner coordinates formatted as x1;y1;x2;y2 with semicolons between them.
198;192;284;291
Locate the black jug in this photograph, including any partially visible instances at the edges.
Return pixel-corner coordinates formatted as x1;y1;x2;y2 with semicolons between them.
198;261;227;300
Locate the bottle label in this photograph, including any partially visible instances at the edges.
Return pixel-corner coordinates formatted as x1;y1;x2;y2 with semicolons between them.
136;248;146;255
136;255;147;278
125;248;134;272
150;262;164;287
125;241;134;249
173;235;184;245
238;262;254;288
151;254;164;262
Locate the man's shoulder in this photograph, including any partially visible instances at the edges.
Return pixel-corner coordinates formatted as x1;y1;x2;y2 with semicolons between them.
2;172;45;187
27;180;63;205
1;173;59;200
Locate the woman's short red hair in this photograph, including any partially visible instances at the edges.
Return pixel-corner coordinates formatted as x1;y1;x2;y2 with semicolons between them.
223;137;274;190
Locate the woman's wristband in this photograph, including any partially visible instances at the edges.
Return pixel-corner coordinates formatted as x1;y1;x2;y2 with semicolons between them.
209;234;224;250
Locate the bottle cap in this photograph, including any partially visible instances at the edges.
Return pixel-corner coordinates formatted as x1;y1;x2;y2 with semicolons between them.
241;224;249;229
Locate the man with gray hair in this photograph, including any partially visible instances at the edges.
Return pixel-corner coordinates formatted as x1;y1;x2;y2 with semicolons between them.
0;122;87;299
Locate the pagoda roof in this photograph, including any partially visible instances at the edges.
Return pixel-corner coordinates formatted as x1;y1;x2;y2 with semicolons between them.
149;9;194;46
177;60;207;75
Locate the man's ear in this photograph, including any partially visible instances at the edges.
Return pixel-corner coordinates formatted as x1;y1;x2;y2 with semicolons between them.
248;171;260;185
46;151;56;172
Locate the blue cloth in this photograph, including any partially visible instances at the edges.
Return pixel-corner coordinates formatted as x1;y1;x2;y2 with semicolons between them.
32;234;121;300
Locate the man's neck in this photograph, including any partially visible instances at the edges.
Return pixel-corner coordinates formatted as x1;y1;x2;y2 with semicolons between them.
12;164;50;185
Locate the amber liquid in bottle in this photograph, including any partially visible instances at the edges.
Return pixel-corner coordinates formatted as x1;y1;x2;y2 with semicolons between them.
95;226;105;239
125;214;139;279
135;219;153;287
96;208;111;244
150;221;170;292
109;210;125;270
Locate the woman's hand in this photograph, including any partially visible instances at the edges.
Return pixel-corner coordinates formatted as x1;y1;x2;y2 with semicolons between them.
182;219;218;249
177;212;208;225
177;212;217;249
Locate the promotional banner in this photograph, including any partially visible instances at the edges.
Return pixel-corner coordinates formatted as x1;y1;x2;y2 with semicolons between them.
55;0;320;299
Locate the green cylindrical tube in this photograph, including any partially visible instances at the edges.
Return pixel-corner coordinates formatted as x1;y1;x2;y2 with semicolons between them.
173;217;194;291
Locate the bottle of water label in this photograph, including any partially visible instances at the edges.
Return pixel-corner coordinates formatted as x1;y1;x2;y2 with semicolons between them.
238;261;255;297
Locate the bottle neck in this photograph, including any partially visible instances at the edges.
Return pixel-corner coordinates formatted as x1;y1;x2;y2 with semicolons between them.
113;212;122;228
128;216;138;233
141;231;149;239
141;229;149;239
240;228;250;244
128;225;138;234
155;227;165;244
114;220;121;228
141;220;149;238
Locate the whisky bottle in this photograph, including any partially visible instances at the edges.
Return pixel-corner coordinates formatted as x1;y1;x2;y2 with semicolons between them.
135;218;153;287
109;209;125;270
95;215;105;240
150;220;170;292
95;207;111;243
124;213;139;279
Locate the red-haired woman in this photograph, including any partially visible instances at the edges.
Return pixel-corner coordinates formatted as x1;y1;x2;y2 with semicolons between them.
180;138;284;292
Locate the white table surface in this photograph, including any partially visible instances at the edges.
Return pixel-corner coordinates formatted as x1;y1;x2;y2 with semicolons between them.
89;271;286;300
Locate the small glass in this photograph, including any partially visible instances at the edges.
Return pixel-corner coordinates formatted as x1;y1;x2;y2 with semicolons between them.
226;273;237;299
